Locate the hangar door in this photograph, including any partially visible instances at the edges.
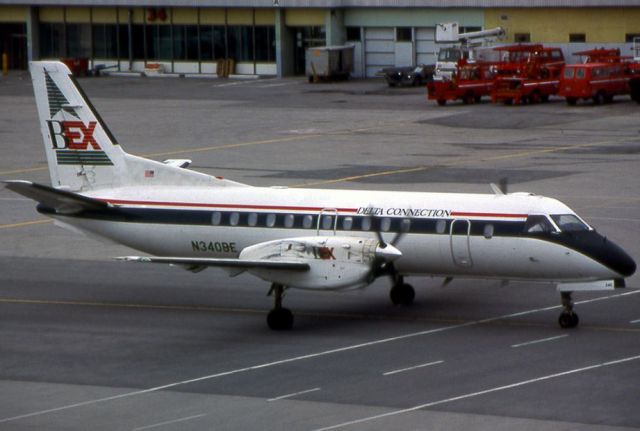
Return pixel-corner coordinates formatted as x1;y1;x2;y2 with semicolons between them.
364;27;394;78
415;27;437;66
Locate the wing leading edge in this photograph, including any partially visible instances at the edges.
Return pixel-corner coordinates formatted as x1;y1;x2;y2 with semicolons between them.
118;256;310;271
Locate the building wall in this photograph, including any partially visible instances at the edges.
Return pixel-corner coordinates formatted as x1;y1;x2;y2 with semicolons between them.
485;8;640;43
0;5;27;21
344;8;483;27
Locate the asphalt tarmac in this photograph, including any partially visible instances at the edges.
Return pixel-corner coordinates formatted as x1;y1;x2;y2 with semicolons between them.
1;72;639;430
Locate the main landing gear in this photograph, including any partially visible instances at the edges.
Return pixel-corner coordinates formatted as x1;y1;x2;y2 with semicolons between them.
558;291;579;329
267;283;294;330
390;276;415;306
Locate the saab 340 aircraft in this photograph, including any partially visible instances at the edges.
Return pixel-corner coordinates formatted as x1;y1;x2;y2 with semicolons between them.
5;61;636;330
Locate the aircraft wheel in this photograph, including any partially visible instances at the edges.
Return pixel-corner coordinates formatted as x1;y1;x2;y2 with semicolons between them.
267;308;294;330
558;311;579;329
390;283;415;306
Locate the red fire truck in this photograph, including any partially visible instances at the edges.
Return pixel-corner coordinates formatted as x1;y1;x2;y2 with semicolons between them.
491;45;565;104
560;48;640;105
427;60;496;105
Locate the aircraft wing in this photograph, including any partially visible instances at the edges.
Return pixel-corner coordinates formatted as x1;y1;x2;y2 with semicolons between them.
4;180;109;214
118;256;310;271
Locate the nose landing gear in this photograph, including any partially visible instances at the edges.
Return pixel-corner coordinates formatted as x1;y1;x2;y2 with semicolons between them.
558;291;579;329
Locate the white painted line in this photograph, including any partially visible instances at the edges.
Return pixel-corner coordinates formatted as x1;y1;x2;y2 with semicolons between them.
511;334;569;348
630;319;640;324
267;387;321;402
312;354;640;431
132;414;207;430
258;83;288;88
383;360;444;376
1;289;638;424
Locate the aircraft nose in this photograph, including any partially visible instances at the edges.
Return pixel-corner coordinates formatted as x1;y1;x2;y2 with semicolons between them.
602;239;636;278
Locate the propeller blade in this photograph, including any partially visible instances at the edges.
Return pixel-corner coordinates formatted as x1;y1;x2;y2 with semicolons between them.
375;242;402;262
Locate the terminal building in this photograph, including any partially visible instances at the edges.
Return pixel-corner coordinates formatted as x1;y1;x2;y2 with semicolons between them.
1;1;639;77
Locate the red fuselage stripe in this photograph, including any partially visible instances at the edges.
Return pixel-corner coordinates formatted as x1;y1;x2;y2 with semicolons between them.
102;199;359;213
451;211;528;219
101;199;530;219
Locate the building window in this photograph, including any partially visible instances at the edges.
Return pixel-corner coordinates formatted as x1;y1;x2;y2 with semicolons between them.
145;25;172;60
396;27;412;42
131;24;145;60
569;33;586;43
92;24;119;59
39;23;65;58
200;25;225;60
514;33;530;43
346;27;361;41
255;26;275;62
459;26;482;34
173;25;199;60
66;24;91;57
228;26;253;62
626;33;640;43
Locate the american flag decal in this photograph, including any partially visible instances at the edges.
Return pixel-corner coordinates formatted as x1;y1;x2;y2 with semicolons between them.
144;170;155;178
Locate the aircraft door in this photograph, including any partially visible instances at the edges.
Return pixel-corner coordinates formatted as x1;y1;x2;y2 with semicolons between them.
450;219;473;267
317;208;338;236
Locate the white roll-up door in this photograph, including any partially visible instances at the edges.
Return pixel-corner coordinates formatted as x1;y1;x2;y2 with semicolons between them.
416;27;437;66
364;27;394;78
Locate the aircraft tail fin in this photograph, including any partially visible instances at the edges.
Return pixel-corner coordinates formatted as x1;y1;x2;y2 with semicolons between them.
30;61;244;191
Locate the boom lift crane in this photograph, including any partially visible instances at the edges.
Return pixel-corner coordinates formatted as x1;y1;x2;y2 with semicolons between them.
433;22;505;80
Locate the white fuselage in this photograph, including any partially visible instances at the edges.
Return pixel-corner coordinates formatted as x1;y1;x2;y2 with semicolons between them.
49;185;622;287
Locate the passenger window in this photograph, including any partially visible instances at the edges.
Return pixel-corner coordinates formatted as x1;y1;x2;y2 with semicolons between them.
284;214;295;228
483;224;494;239
321;215;333;230
266;214;276;228
211;211;222;225
361;217;372;231
248;213;258;227
229;212;240;226
524;215;554;234
302;214;313;229
436;219;447;234
342;217;353;230
399;218;411;233
380;218;391;232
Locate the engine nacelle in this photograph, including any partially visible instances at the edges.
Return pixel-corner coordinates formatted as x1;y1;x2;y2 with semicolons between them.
240;236;385;290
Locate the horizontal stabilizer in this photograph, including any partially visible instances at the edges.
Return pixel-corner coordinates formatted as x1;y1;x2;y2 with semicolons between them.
117;256;310;271
4;180;109;214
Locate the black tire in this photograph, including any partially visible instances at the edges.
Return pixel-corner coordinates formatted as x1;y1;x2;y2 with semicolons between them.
558;311;579;329
267;308;294;330
437;99;446;106
566;97;577;106
593;91;605;105
390;283;415;306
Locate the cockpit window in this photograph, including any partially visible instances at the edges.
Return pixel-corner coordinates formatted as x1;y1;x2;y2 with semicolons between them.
524;215;555;234
551;214;590;232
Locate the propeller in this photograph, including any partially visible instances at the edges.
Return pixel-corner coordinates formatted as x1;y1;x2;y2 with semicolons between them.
365;207;408;281
490;177;509;195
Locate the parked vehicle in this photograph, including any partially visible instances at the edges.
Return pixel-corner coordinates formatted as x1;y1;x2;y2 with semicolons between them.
560;63;629;105
560;48;640;105
427;60;496;105
491;45;565;105
381;64;434;87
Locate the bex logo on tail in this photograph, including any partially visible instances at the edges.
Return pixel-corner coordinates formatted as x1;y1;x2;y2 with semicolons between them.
46;120;113;166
